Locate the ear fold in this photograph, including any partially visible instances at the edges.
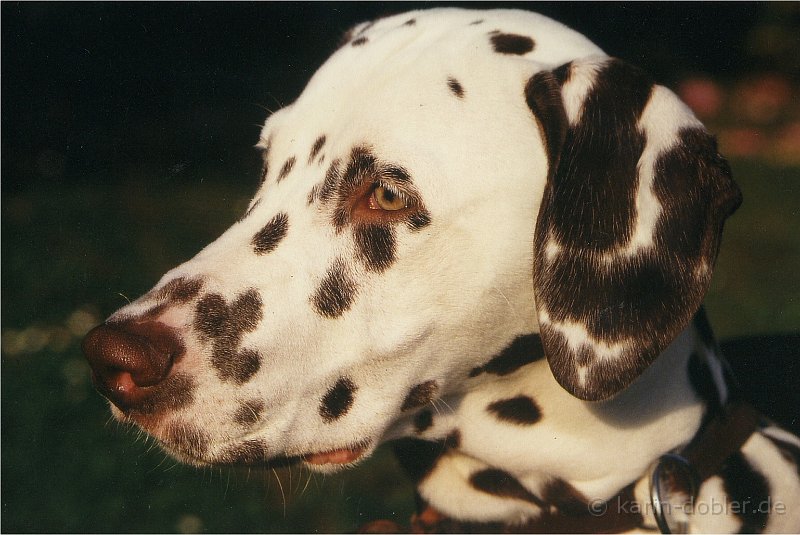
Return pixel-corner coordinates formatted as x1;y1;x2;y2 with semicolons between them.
526;57;742;401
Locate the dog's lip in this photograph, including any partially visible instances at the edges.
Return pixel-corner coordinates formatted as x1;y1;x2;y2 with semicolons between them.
301;442;370;466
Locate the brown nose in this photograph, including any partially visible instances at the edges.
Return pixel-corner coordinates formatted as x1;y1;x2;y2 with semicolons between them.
82;321;184;411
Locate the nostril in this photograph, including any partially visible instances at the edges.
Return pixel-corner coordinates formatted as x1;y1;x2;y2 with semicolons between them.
82;321;184;410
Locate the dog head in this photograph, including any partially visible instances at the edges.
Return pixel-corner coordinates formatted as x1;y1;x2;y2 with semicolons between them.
83;8;740;469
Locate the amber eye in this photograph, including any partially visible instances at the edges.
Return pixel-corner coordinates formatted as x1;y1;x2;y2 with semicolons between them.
369;184;409;211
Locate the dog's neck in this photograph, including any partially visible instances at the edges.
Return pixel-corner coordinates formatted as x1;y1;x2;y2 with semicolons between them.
390;318;726;524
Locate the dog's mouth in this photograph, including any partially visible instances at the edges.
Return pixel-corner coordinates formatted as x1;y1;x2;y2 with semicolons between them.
301;443;369;466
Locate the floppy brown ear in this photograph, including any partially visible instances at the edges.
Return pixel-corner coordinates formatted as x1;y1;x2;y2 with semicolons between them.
526;57;742;401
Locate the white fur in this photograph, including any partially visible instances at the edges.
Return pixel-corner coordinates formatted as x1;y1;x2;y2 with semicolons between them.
104;8;798;532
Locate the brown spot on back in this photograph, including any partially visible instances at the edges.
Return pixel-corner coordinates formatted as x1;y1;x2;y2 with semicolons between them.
320;377;357;422
470;334;545;377
311;259;358;318
542;478;590;516
277;156;296;182
469;468;544;505
352;36;368;46
487;395;542;425
489;32;535;55
402;380;439;411
403;18;416;26
252;212;289;255
393;430;460;483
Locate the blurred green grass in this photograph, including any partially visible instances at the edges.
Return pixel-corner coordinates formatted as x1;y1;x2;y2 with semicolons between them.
2;159;798;532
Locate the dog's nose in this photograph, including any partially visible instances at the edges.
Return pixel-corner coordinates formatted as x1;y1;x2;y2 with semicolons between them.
82;321;184;411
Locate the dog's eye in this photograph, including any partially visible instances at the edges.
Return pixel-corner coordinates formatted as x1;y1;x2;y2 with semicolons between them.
369;184;409;211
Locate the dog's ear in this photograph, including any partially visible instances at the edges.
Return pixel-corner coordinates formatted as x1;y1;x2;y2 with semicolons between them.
526;57;742;401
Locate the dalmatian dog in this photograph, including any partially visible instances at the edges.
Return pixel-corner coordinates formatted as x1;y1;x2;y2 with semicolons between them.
83;8;800;533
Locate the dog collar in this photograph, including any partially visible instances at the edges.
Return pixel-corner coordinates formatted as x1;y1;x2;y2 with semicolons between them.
649;400;762;534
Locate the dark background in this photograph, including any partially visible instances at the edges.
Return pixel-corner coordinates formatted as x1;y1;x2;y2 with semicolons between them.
3;2;791;195
3;3;799;533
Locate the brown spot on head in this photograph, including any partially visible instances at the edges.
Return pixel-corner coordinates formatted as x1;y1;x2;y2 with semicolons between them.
333;146;379;230
229;289;263;334
447;77;465;98
252;212;289;255
402;380;439;411
309;135;326;164
155;277;204;304
193;289;264;383
164;420;209;460
141;277;205;319
218;439;270;465
277;156;296;182
489;32;535;55
403;18;416;26
469;468;544;505
233;399;265;427
318;158;342;203
487;395;542;425
352;36;368;46
407;211;431;231
320;377;357;422
414;410;433;433
354;224;396;272
311;259;358;318
212;347;262;384
469;19;484;26
194;294;229;340
470;334;545;377
134;373;196;415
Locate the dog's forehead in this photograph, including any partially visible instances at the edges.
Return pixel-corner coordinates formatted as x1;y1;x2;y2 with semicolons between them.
269;9;600;125
257;8;603;206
